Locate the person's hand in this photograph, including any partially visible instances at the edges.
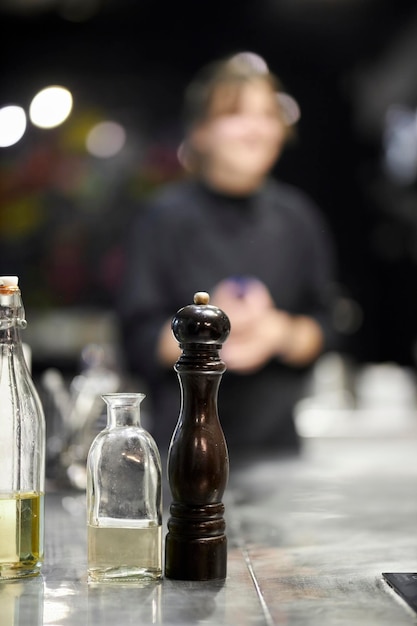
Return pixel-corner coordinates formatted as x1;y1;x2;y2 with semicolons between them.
212;277;324;372
157;277;288;370
211;278;293;373
221;306;295;373
211;277;273;335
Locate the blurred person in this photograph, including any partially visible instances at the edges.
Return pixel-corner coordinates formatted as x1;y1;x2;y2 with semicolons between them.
118;52;337;461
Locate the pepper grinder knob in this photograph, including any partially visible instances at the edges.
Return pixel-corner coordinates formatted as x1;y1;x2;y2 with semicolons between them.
171;291;230;347
194;291;210;305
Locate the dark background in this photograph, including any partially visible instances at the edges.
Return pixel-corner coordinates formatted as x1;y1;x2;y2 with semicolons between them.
2;0;417;373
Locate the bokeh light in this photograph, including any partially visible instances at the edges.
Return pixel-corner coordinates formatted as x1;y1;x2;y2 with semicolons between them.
0;105;27;147
230;51;269;74
383;104;417;185
86;121;126;158
277;92;301;126
29;86;73;129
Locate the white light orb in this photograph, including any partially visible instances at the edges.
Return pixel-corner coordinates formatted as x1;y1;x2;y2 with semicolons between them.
29;86;73;129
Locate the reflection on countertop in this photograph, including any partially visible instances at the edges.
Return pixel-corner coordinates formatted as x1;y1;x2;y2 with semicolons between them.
4;433;416;625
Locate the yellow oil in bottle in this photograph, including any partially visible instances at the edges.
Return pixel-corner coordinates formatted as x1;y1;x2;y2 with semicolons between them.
88;520;162;582
0;492;44;579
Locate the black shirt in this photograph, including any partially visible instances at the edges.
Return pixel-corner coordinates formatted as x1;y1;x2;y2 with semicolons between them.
119;176;336;458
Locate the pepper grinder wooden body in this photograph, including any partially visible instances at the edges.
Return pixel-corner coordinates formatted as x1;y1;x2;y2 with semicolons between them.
165;292;231;580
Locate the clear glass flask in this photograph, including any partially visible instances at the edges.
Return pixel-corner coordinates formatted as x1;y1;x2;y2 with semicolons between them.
87;393;162;583
0;276;46;580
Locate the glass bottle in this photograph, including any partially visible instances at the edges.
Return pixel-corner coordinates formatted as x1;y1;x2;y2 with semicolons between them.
0;276;46;580
87;393;162;583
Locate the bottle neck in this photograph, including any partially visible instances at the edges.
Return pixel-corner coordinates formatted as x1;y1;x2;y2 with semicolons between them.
102;393;145;428
0;286;26;350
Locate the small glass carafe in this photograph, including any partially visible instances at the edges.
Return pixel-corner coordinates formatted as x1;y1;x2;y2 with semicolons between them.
86;393;162;583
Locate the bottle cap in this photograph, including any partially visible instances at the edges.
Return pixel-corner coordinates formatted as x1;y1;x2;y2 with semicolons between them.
0;276;18;287
172;291;230;346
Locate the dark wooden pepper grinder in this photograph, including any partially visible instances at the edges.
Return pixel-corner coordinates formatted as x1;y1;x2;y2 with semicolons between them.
164;291;231;580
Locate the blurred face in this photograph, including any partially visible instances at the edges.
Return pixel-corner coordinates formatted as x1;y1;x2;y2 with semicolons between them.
190;78;286;192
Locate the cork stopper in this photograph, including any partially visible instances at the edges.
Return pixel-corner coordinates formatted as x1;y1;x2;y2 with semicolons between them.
172;291;230;346
0;276;20;297
0;276;26;326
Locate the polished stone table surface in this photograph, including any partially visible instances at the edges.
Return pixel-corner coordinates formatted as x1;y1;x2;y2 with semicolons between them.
2;434;417;625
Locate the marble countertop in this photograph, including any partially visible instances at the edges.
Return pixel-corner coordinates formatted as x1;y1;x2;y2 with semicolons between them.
2;435;417;625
